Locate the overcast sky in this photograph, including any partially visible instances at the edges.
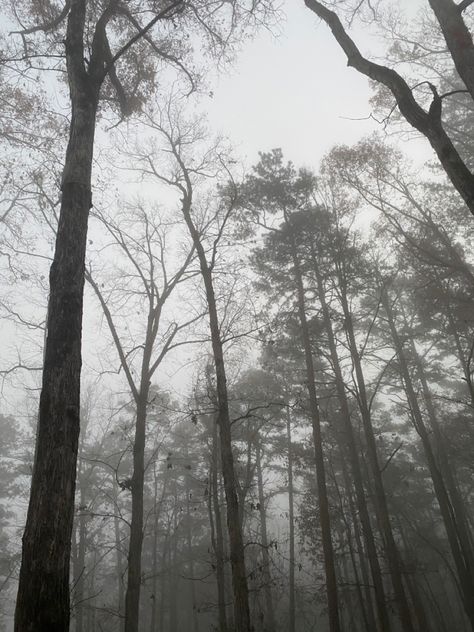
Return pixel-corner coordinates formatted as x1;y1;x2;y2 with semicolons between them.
203;0;431;171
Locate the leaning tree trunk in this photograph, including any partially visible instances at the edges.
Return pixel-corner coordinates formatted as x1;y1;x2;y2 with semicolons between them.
14;3;99;627
381;286;474;631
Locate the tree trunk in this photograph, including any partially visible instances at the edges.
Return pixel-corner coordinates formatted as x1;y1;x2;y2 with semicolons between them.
290;241;341;632
381;285;474;630
74;484;87;632
304;0;474;215
285;408;296;632
427;0;474;101
114;479;125;632
255;440;277;632
337;274;415;632
340;462;378;632
14;6;99;622
313;260;390;632
125;394;148;632
181;202;251;632
209;419;229;632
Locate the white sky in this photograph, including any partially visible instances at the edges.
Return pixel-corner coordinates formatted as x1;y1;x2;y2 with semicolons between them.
203;0;430;169
1;0;438;414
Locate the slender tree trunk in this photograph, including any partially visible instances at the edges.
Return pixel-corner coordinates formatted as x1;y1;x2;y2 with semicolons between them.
181;201;251;632
340;462;378;632
169;509;179;632
184;455;200;632
289;240;341;632
125;393;148;632
381;285;474;630
408;332;474;573
255;440;277;632
209;419;229;632
114;480;125;632
150;466;169;632
337;274;415;632
74;485;87;632
14;4;99;625
446;305;474;408
285;408;296;632
313;261;390;632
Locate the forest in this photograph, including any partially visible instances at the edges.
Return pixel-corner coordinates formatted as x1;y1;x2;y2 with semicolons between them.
0;0;474;631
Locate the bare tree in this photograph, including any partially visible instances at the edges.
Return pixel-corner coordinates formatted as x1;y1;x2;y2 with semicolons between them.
86;202;202;632
304;0;474;215
1;0;272;627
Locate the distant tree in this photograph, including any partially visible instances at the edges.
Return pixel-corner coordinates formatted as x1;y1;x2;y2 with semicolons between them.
86;202;200;631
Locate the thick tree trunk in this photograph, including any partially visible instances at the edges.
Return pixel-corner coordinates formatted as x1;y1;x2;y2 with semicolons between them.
181;203;251;632
313;262;390;632
255;441;277;632
14;71;98;632
427;0;474;100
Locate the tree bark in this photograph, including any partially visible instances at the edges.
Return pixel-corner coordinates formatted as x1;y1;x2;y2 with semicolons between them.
427;0;474;100
14;3;99;627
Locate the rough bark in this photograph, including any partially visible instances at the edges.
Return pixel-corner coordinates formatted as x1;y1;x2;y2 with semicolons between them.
428;0;474;100
304;0;474;216
14;2;99;620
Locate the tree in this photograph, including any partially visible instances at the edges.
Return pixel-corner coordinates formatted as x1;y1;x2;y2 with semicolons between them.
126;106;253;631
86;202;201;632
303;0;474;215
2;0;271;628
238;150;342;632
